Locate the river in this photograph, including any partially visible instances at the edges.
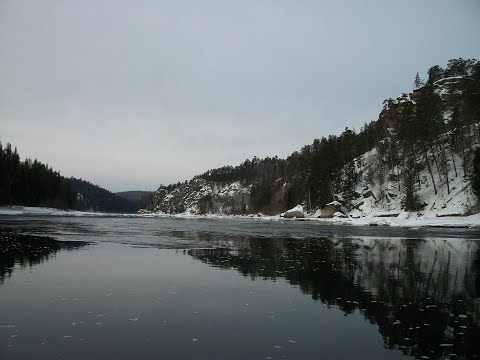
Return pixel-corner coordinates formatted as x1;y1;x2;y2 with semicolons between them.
1;215;479;359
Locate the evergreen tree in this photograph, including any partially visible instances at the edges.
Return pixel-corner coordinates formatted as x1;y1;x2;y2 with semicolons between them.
472;148;480;201
414;72;424;89
427;65;444;84
0;142;135;212
0;142;75;208
339;159;359;208
463;61;480;125
402;157;422;211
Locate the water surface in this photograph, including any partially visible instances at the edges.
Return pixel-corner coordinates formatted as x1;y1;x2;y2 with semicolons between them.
1;216;479;359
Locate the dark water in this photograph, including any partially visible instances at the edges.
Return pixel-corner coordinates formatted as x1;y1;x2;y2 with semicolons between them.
1;216;480;359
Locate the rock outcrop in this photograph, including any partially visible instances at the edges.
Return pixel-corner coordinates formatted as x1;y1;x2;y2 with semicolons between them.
147;179;251;215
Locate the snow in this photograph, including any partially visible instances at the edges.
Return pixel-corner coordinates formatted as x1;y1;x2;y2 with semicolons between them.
149;179;250;215
334;142;478;222
286;205;304;214
3;203;472;228
311;209;322;218
134;208;480;228
396;211;410;220
329;212;480;228
433;76;464;86
136;146;480;229
0;206;137;217
326;201;341;206
282;205;305;218
132;74;480;227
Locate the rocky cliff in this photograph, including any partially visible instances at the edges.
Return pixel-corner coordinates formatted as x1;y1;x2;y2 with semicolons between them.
142;58;480;217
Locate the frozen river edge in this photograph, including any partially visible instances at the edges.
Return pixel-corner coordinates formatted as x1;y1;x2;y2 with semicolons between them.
1;206;480;229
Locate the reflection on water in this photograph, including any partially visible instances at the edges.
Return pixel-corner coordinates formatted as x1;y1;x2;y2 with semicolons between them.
0;226;89;284
1;216;480;359
189;237;480;359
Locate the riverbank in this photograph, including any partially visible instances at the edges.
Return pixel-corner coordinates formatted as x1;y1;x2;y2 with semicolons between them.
1;206;480;228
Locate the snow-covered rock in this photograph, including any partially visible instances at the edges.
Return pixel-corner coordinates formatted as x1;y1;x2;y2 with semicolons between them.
318;201;343;218
283;205;305;218
146;179;250;215
327;201;342;207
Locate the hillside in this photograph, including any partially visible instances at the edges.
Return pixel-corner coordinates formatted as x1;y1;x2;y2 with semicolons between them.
0;143;74;209
0;144;137;214
67;178;137;213
142;58;480;218
116;191;153;209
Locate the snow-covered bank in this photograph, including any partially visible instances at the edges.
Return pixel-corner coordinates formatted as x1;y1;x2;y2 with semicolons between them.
2;206;479;228
0;206;137;217
137;209;480;228
328;212;480;228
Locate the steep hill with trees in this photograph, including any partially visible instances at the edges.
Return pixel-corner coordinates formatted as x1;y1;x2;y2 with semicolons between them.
116;191;153;209
67;178;137;213
143;58;480;216
0;144;136;213
0;143;74;209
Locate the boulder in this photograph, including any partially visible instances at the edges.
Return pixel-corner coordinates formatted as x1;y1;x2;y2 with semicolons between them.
318;201;343;218
326;200;342;210
318;207;336;218
282;205;305;218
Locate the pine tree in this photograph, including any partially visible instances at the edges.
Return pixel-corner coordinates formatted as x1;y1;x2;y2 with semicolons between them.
472;148;480;201
402;157;422;211
340;159;359;208
427;65;444;85
414;72;424;89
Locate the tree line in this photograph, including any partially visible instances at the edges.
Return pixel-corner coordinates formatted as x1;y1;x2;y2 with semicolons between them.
285;58;480;211
153;57;480;213
68;177;137;213
0;143;74;208
0;143;137;213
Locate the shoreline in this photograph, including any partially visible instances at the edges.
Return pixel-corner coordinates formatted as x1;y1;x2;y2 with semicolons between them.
1;205;480;229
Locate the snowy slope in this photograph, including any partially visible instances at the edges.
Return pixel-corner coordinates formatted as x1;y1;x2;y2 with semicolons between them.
145;179;251;215
141;73;479;224
333;75;479;220
342;148;476;219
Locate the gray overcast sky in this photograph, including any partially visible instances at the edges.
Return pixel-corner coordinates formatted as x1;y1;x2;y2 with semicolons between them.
1;0;479;192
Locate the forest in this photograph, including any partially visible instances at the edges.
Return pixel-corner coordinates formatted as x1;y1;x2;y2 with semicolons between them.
151;57;480;213
0;144;136;213
0;143;74;209
217;58;479;212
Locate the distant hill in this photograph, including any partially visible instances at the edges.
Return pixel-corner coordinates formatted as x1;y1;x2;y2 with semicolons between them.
0;144;137;214
116;191;153;210
116;191;153;203
67;178;137;213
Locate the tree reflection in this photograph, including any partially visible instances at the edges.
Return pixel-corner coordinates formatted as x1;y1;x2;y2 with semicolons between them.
189;237;480;359
0;227;89;284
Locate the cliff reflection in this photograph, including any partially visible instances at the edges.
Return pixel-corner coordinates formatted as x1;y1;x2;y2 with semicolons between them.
189;237;480;359
0;227;89;284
